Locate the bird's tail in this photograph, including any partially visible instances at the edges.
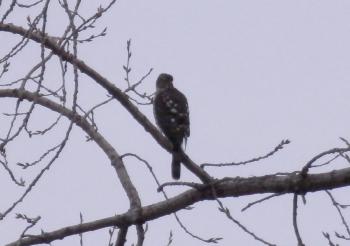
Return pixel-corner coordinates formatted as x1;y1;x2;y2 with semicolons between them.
171;153;181;180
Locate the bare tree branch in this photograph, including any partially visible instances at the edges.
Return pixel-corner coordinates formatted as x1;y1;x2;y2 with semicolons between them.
0;22;212;183
241;194;283;212
0;89;141;213
1;3;350;245
201;139;290;168
4;159;350;246
115;227;128;246
326;190;350;240
292;194;305;246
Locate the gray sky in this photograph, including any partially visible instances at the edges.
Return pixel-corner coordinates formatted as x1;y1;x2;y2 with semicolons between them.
1;0;350;245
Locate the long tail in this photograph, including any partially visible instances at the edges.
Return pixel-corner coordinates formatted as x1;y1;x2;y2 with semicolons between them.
171;153;181;180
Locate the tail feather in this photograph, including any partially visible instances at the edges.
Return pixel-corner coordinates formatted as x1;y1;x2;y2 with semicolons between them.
171;153;181;180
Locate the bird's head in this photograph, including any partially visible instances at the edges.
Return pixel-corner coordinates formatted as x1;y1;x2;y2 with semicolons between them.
156;73;174;90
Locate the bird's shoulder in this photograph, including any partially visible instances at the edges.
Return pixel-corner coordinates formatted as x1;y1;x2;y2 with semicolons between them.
155;87;187;105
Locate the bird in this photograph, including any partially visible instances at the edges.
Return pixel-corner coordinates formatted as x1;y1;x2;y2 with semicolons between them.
153;73;190;179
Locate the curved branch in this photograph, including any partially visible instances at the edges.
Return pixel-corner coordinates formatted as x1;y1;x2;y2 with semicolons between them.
0;89;141;209
0;22;211;183
5;167;350;246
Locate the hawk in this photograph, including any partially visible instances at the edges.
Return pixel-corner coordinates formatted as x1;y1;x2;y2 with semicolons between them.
153;73;190;179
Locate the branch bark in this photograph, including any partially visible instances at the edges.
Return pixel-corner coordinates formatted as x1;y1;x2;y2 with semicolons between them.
0;89;141;210
0;22;211;183
5;167;350;246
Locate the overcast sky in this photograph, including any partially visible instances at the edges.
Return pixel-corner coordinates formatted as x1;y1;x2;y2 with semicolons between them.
1;1;350;245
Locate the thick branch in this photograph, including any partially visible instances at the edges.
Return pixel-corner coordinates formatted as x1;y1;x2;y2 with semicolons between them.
0;22;211;183
6;167;350;246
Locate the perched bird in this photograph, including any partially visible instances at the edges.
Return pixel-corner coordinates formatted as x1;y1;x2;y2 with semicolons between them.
153;73;190;179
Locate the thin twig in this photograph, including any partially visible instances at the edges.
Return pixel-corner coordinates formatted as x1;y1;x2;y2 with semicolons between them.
79;213;84;246
301;147;350;176
292;194;305;246
166;231;173;246
241;194;283;212
201;139;290;168
325;190;350;240
322;232;339;246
